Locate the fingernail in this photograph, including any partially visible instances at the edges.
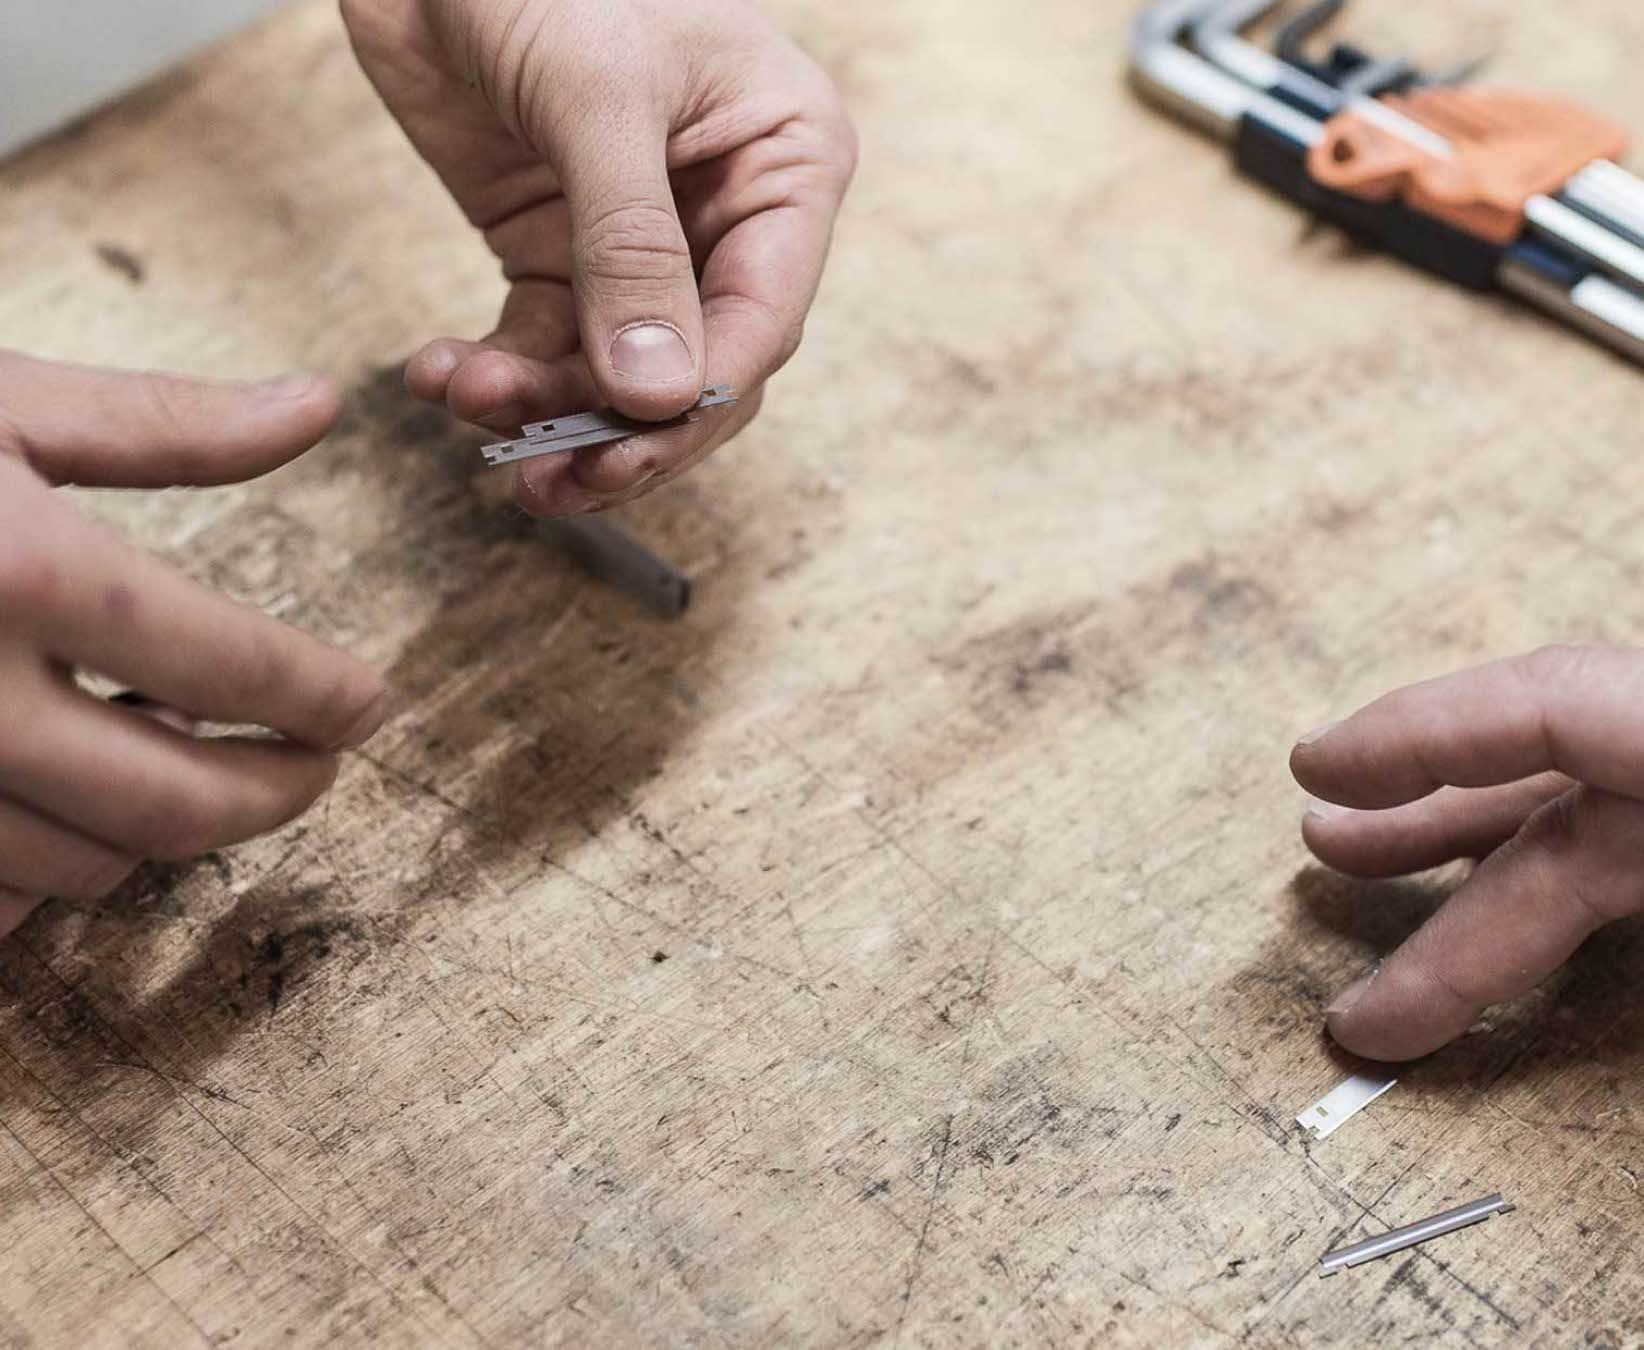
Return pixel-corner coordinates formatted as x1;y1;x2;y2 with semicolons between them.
1297;719;1343;748
258;374;322;401
609;323;693;383
1305;797;1350;823
336;687;390;750
1326;965;1379;1018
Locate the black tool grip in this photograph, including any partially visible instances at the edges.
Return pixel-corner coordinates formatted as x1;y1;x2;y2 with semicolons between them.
1233;112;1503;290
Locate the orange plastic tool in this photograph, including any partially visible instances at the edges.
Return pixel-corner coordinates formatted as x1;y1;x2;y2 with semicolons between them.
1308;89;1629;245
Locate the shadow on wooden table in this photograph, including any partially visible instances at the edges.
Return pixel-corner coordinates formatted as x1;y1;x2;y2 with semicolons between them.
334;363;753;881
9;362;756;1076
1282;864;1644;1089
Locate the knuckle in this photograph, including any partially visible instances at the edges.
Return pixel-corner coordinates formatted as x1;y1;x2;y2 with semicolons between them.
823;105;861;182
0;372;44;474
530;36;639;109
730;388;766;435
788;74;859;184
772;316;806;370
734;294;806;375
1514;790;1584;861
839;125;862;183
577;201;692;285
1565;876;1619;928
1516;788;1644;925
0;409;27;466
1512;645;1606;764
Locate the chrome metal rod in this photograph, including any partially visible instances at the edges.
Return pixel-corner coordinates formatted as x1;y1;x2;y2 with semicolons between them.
1501;260;1644;366
1319;1194;1514;1277
1526;194;1644;294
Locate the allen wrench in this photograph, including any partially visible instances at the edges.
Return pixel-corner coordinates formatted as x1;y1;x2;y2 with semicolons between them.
1187;0;1644;293
1131;0;1644;365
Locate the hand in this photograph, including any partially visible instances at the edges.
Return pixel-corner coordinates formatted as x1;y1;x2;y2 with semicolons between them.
1292;645;1644;1061
342;0;857;516
0;352;388;940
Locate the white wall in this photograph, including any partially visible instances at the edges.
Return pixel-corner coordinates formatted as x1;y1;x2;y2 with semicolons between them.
0;0;288;157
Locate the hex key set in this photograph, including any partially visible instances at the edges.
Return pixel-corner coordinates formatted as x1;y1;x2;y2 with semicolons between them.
1131;0;1644;365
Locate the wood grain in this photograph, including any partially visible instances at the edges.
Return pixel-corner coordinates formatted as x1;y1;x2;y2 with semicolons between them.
1;1;1641;1344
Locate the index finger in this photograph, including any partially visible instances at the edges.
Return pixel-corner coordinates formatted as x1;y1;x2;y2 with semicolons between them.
3;470;387;750
1292;645;1644;810
1326;785;1644;1060
0;351;341;488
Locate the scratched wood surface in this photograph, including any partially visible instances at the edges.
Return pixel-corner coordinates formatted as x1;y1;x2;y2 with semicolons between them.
2;1;1643;1345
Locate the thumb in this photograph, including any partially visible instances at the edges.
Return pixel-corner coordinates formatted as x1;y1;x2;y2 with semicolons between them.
560;126;707;422
0;351;341;488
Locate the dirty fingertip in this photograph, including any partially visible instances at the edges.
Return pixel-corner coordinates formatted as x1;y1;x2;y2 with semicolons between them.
406;341;470;400
1321;966;1383;1055
1290;722;1346;787
1297;719;1344;749
451;356;547;431
1326;967;1378;1019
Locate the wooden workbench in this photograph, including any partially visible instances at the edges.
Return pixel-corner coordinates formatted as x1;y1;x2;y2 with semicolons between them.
2;1;1642;1343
